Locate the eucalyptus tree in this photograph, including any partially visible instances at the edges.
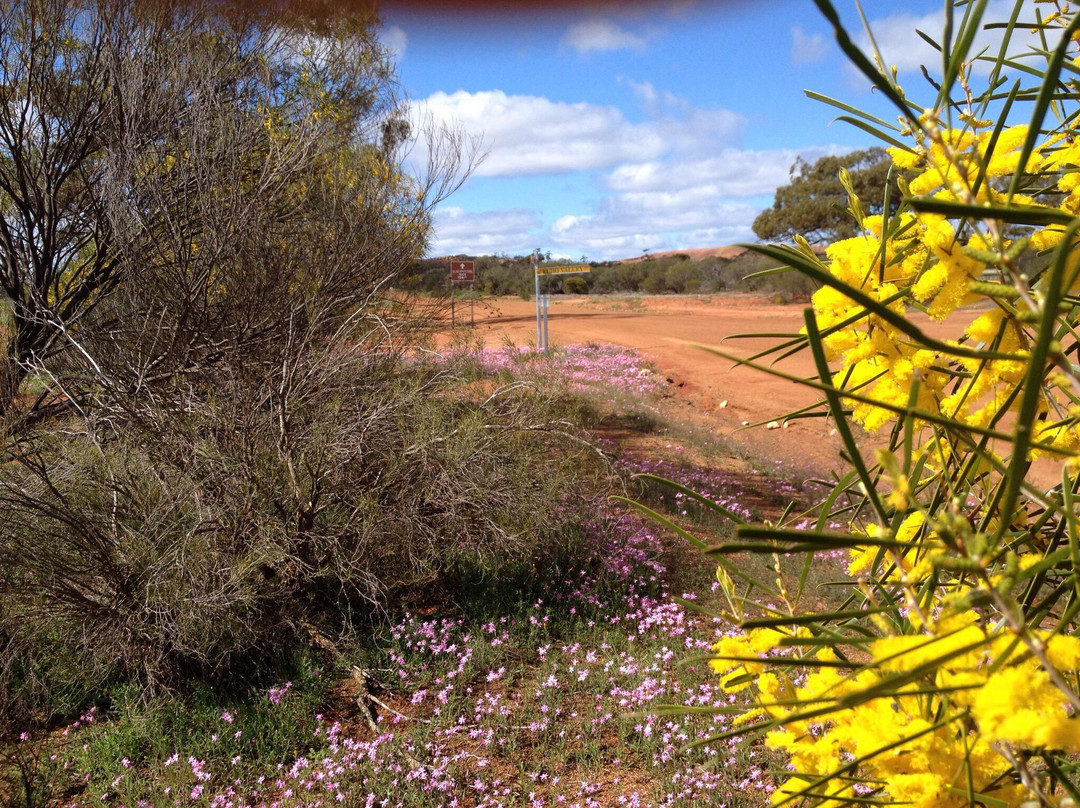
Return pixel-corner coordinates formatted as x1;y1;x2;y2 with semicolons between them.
752;147;899;245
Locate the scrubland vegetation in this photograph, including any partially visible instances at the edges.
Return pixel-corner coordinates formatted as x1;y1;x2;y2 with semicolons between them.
3;339;833;808
0;2;801;806
9;0;1080;807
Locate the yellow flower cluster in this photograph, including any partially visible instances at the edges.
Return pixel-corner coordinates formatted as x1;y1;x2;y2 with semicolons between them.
811;122;1080;453
711;78;1080;803
688;6;1080;803
811;219;947;433
891;124;1042;203
810;211;976;432
716;611;1080;807
845;510;938;583
709;626;805;692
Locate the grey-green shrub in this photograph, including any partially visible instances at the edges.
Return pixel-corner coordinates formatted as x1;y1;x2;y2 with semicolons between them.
0;338;599;721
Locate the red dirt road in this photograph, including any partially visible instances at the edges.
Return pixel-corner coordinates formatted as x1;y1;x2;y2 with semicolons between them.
468;295;857;474
461;294;1055;489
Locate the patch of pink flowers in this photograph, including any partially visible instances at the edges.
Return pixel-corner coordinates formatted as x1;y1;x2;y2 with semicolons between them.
54;504;769;808
462;343;666;398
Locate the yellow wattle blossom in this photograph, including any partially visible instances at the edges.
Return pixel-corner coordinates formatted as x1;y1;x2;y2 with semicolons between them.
972;666;1080;750
722;608;1079;806
965;308;1006;344
807;132;1080;439
887;145;923;170
710;627;798;691
708;11;1080;804
1030;417;1080;461
1046;634;1080;670
905;124;1042;201
980;125;1041;178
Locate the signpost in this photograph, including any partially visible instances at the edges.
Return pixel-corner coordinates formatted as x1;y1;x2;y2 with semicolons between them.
449;261;475;327
532;251;541;347
533;256;590;351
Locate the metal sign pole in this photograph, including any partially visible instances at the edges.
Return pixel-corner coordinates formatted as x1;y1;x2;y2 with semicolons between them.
448;260;475;328
533;250;542;350
542;293;549;352
532;261;590;351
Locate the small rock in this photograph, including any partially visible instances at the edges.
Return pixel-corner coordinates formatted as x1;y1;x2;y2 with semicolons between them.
718;400;727;408
766;421;780;430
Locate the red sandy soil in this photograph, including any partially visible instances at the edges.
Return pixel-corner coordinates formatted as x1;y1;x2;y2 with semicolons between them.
618;246;750;262
458;293;1057;490
617;245;827;263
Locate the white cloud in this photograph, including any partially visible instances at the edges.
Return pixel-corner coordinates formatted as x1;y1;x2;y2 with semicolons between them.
549;197;762;258
555;231;660;258
858;0;1044;77
551;193;758;241
791;25;827;65
663;109;748;157
561;18;648;54
411;90;744;177
606;146;842;197
546;144;847;260
680;224;765;249
379;24;407;61
430;206;542;257
432;186;778;260
622;77;683;111
618;79;744;159
412;87;844;261
625;78;659;106
856;9;949;76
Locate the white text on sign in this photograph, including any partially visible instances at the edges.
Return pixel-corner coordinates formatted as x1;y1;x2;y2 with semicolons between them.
450;261;474;282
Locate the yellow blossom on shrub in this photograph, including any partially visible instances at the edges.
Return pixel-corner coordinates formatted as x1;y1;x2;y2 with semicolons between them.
973;666;1080;750
688;4;1080;806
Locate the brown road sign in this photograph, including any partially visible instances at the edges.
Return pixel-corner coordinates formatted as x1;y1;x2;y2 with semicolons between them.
450;261;474;281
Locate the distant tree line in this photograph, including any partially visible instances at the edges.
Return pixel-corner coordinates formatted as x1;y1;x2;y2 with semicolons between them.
402;250;821;302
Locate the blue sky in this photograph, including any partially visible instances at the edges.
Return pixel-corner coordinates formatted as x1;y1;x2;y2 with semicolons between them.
379;0;1034;261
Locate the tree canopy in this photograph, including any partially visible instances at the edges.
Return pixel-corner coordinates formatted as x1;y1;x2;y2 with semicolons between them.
751;147;899;245
0;0;478;420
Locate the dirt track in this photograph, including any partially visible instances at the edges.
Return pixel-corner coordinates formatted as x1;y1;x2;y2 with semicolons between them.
467;295;855;474
461;294;1055;489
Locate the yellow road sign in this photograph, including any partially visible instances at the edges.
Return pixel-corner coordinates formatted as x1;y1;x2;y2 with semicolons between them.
535;265;591;275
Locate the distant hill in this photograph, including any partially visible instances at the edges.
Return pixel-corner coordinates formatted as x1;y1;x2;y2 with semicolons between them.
619;246;749;263
619;243;831;263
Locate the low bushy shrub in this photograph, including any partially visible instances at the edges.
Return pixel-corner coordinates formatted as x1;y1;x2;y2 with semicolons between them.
0;336;600;723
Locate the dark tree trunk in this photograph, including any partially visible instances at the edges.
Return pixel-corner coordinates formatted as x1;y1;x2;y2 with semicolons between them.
0;336;25;417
